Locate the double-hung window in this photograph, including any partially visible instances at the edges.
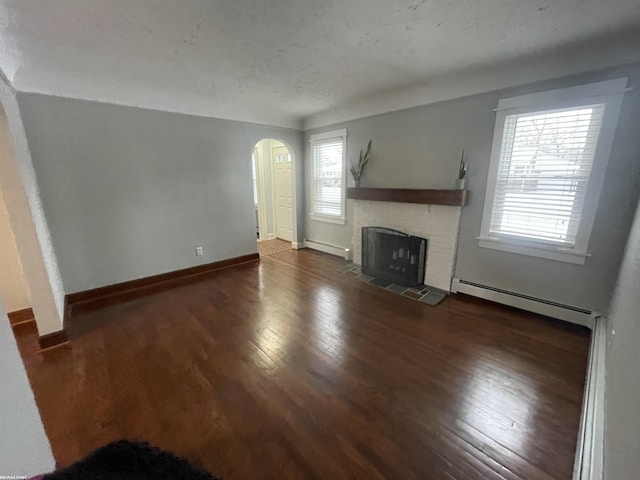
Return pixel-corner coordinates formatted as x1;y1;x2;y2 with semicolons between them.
479;78;627;264
310;128;347;224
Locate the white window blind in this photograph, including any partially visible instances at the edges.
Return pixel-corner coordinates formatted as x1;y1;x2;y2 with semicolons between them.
479;78;627;264
489;104;605;246
311;133;345;218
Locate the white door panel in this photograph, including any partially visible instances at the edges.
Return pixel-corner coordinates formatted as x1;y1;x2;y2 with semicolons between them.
273;145;293;242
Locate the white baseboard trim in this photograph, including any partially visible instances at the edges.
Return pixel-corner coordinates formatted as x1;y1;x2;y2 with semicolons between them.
303;240;349;260
451;277;595;329
291;241;303;250
573;316;606;480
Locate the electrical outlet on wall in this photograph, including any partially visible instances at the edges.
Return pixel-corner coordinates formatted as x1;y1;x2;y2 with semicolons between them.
195;246;204;256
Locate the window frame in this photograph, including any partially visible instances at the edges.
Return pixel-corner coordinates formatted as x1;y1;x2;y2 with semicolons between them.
478;78;628;264
309;128;348;224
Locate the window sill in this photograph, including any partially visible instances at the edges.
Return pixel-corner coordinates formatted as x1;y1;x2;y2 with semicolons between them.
309;214;346;225
477;236;589;265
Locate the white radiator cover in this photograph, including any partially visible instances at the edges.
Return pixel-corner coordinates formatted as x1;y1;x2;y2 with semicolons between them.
451;277;596;328
573;316;606;480
352;200;462;291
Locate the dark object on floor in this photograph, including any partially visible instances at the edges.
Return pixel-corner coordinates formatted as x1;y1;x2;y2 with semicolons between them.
43;440;219;480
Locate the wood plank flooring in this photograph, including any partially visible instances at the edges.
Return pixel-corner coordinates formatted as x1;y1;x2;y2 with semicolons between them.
14;249;590;479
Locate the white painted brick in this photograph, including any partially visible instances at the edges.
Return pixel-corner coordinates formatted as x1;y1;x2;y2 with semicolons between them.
352;200;461;291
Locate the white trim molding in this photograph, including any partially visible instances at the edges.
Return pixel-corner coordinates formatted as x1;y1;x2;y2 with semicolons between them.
573;316;607;480
303;239;349;260
253;145;269;242
308;128;347;143
309;213;346;225
494;79;629;111
477;236;590;265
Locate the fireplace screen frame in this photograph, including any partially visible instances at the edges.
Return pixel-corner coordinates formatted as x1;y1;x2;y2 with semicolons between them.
361;226;427;287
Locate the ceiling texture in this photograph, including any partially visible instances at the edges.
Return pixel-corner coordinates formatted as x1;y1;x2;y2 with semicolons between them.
1;0;640;129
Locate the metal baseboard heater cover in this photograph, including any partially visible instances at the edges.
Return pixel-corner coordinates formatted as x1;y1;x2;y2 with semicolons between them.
572;316;606;480
303;239;350;260
451;277;596;329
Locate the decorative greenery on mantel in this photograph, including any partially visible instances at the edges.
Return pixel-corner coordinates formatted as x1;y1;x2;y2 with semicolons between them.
350;140;372;187
456;149;468;190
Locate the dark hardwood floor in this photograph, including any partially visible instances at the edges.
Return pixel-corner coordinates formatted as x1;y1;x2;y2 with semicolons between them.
14;249;590;479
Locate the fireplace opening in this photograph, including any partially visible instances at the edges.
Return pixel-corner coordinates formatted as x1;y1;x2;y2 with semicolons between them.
362;227;427;287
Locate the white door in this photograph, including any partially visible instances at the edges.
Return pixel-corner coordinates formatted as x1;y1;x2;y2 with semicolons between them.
272;144;293;241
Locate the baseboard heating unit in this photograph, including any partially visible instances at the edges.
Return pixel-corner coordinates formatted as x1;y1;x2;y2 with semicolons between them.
303;239;350;260
451;277;596;329
572;316;606;480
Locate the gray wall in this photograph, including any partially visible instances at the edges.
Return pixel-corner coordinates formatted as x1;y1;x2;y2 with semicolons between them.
604;197;640;480
0;302;55;475
305;63;640;314
18;94;304;294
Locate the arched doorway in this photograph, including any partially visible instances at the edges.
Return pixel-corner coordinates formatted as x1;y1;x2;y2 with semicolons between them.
252;139;294;257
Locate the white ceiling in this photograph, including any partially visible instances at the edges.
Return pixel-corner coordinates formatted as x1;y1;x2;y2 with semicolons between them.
1;0;640;129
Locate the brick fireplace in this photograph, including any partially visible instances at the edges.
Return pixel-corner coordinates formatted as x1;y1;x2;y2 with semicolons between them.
348;189;466;291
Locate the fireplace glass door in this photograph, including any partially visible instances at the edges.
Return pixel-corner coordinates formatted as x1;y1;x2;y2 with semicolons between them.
362;227;427;287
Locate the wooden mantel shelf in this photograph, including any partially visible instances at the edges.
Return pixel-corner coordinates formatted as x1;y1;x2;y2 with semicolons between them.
347;187;468;206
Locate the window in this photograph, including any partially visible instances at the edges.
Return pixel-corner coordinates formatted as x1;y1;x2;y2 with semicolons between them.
310;128;347;223
479;78;627;264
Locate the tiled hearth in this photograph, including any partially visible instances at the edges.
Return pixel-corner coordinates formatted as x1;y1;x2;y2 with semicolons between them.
339;262;448;306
